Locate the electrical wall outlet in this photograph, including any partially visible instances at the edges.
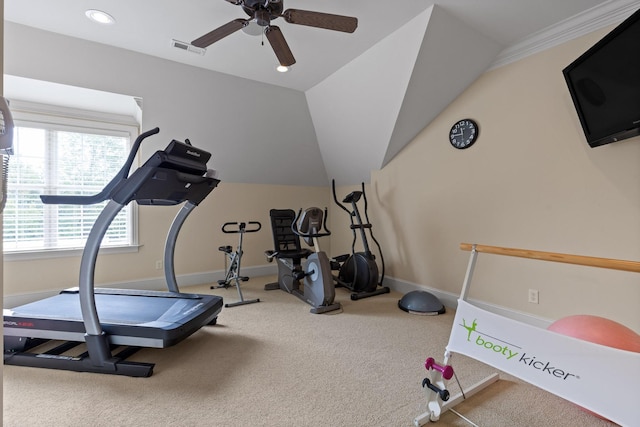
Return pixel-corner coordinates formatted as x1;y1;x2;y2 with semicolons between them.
528;289;539;304
155;260;163;270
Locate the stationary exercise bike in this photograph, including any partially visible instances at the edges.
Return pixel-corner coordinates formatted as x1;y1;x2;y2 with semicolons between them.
265;208;341;314
213;221;261;308
332;180;390;300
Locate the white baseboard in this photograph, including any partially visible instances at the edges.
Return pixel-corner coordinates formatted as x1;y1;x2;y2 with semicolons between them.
5;265;551;329
3;263;277;308
384;276;553;329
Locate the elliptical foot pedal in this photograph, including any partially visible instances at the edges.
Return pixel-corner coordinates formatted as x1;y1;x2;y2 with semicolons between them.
351;286;391;301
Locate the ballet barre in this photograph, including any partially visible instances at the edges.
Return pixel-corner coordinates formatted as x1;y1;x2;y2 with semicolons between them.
414;243;640;426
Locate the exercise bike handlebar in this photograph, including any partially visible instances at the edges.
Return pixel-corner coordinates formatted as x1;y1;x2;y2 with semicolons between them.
291;207;331;239
221;221;262;234
40;127;161;206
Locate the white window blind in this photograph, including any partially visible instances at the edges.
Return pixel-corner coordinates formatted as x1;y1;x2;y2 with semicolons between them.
3;102;139;254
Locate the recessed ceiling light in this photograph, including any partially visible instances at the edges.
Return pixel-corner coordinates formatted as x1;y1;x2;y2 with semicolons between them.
85;9;116;25
276;65;289;73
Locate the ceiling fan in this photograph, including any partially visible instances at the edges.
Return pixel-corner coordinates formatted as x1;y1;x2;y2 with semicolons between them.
191;0;358;67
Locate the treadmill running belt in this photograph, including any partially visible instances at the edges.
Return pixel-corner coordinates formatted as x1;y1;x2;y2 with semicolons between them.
4;291;223;347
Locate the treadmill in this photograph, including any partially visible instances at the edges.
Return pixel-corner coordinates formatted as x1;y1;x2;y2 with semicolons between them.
4;127;223;377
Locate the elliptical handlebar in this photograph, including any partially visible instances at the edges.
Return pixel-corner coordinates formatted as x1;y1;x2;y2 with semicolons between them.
332;179;351;215
221;221;262;234
40;127;161;206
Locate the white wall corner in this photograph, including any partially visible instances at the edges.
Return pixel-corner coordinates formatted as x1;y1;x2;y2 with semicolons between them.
306;8;433;186
383;4;503;166
489;0;640;70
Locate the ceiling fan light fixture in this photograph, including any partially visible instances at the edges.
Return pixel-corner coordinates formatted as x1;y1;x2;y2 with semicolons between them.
241;21;264;36
276;65;289;73
85;9;116;25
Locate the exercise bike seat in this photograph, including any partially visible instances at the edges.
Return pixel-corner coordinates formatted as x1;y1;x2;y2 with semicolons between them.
218;245;233;254
268;209;312;261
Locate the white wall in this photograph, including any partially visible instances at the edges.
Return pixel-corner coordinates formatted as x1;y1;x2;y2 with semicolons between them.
4;22;327;187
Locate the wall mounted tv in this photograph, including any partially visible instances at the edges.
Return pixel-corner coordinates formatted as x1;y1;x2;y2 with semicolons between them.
563;7;640;148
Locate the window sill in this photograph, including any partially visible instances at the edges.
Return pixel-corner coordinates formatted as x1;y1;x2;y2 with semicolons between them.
3;245;142;262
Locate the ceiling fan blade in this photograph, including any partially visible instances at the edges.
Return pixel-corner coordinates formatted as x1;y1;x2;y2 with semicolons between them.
191;19;248;48
282;9;357;33
265;26;296;67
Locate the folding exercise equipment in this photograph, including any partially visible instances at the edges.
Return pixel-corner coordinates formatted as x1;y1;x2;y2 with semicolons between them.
414;243;640;426
214;221;262;307
3;127;223;377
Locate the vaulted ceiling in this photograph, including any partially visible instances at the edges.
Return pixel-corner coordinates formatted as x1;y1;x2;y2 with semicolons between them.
4;0;636;185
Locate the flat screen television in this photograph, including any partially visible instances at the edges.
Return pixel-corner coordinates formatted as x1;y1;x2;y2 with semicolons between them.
563;7;640;148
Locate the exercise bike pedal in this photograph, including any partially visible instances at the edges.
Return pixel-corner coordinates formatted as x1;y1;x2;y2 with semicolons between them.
215;279;231;288
239;276;249;282
293;269;314;281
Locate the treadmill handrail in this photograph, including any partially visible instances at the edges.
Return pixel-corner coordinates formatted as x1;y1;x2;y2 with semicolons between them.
39;127;160;205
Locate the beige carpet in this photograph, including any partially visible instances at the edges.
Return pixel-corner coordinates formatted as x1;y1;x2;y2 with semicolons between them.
3;276;617;426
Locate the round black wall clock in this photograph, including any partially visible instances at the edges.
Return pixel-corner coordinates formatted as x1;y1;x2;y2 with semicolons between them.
449;119;479;149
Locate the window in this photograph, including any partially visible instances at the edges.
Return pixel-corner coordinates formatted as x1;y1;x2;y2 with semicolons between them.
3;101;139;255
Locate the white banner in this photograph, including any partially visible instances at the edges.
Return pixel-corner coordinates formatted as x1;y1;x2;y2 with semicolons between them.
447;300;640;427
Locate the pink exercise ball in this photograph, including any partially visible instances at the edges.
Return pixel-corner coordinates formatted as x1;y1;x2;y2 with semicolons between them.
547;314;640;352
548;315;640;420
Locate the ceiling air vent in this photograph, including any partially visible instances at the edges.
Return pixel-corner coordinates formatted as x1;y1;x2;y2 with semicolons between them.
170;39;206;55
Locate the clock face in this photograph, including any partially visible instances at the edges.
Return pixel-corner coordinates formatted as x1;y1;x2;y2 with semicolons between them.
449;119;479;149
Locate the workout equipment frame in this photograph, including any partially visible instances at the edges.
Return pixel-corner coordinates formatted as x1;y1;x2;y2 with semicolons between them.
264;208;340;314
331;180;390;300
214;221;262;307
4;128;223;377
414;243;640;426
290;207;341;314
264;209;312;293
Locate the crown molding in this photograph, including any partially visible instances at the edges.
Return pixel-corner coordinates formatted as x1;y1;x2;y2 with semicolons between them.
489;0;640;70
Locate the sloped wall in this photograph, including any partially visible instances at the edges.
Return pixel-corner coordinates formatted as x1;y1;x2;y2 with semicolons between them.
368;25;640;329
4;22;326;186
307;5;503;185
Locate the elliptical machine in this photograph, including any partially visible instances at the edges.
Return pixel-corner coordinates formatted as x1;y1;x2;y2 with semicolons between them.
332;180;390;300
265;207;341;314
